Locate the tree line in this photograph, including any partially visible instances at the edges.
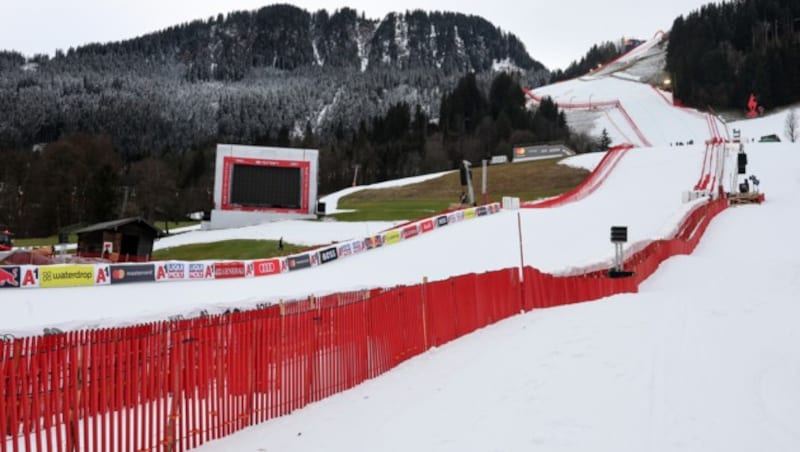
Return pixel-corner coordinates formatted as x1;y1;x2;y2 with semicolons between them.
667;0;800;111
0;71;588;238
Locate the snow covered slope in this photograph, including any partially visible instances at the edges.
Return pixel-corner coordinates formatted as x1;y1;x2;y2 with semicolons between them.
0;144;733;336
527;32;728;148
197;143;800;452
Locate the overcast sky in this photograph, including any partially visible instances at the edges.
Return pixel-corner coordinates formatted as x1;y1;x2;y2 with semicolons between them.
3;0;713;70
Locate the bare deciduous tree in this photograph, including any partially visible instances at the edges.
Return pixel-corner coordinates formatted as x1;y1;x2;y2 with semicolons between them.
785;109;798;143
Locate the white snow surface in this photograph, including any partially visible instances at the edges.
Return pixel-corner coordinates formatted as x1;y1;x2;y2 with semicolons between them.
195;141;800;452
4;62;800;451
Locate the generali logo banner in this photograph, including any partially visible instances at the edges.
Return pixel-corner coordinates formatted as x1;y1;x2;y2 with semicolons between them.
214;261;246;279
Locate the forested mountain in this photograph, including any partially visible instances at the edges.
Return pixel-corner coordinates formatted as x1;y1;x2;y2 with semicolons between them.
549;41;622;83
667;0;800;110
0;5;548;159
0;5;574;237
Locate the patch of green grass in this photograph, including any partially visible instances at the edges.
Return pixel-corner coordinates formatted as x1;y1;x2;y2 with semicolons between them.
14;234;78;247
331;158;589;222
332;199;451;222
152;239;307;261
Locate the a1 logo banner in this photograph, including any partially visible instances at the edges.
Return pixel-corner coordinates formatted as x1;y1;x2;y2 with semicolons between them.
420;219;435;233
20;266;40;288
94;264;111;286
155;263;170;282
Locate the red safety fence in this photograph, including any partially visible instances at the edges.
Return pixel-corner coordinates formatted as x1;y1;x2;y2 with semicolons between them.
522;143;633;208
523;89;651;147
2;200;729;452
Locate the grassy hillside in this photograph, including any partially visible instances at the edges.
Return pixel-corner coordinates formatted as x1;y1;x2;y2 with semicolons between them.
333;158;588;221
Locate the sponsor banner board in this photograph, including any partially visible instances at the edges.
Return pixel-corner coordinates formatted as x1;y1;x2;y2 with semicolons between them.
20;266;39;288
464;208;477;219
253;258;283;276
436;215;449;227
402;225;419;239
287;254;312;271
164;262;187;280
447;211;464;225
0;266;21;288
476;206;488;216
337;242;352;258
365;235;384;250
351;239;365;255
188;262;214;280
214;261;246;279
40;265;95;288
420;220;435;233
318;247;338;264
111;264;156;284
94;265;111;286
384;230;401;245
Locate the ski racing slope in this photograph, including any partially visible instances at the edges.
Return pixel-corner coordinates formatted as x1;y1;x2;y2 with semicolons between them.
0;145;732;336
528;32;726;148
196;142;800;452
531;76;726;147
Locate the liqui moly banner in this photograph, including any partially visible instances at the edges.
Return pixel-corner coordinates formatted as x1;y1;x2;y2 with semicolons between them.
155;261;214;281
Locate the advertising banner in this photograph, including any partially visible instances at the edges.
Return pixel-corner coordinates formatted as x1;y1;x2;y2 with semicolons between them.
253;258;283;276
214;261;246;279
384;230;401;245
402;225;419;239
464;208;477;220
436;215;449;227
365;235;384;250
40;265;95;288
188;262;213;280
164;262;187;280
94;265;111;286
476;206;488;216
420;220;435;233
351;239;365;255
318;247;338;264
111;264;156;284
447;211;464;225
287;254;312;271
20;266;39;288
0;266;20;288
337;242;352;258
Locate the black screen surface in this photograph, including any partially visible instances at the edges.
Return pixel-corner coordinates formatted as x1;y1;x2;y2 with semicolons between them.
230;165;301;209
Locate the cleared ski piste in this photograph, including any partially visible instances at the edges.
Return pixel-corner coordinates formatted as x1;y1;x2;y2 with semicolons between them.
192;144;800;452
2;145;718;336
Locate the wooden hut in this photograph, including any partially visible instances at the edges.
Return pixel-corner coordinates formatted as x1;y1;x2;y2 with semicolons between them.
75;217;163;262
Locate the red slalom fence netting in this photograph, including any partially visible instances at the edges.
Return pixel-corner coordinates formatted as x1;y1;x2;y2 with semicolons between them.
2;200;728;452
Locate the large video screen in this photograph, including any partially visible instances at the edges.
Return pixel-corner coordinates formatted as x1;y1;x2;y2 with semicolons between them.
229;164;301;209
